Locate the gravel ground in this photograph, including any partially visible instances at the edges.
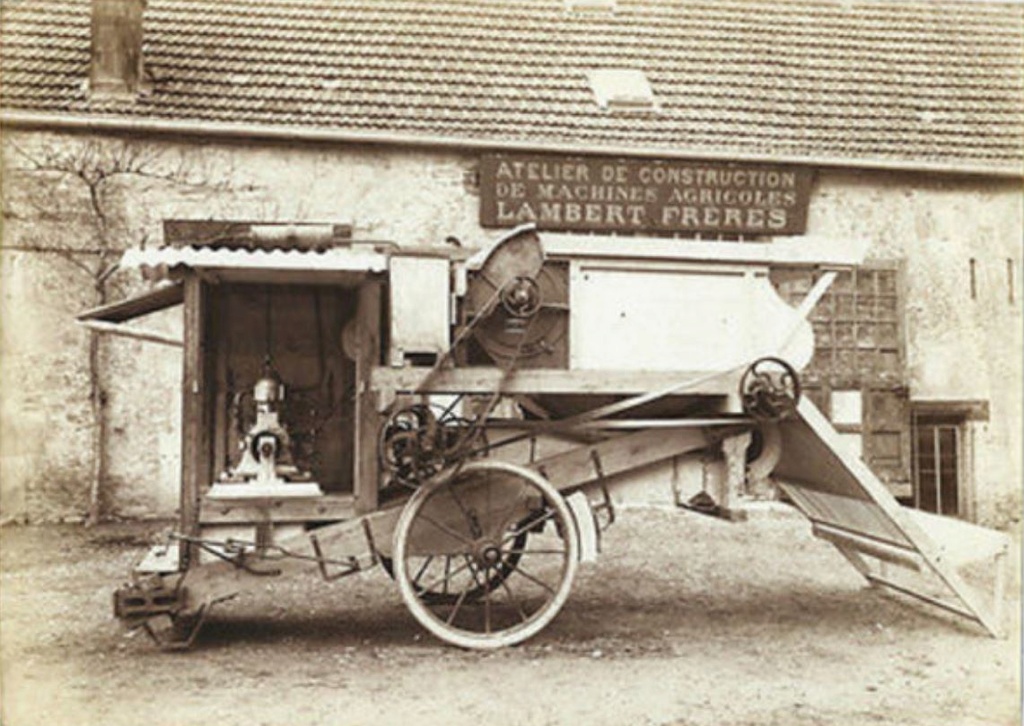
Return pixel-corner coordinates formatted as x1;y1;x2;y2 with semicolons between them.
1;507;1019;726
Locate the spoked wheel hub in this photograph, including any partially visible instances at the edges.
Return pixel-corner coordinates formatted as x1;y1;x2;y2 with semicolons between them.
475;542;503;568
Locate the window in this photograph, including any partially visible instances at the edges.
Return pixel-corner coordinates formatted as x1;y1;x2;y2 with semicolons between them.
587;69;657;111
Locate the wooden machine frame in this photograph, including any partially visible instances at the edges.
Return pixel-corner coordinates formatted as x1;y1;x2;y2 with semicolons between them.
83;224;1008;650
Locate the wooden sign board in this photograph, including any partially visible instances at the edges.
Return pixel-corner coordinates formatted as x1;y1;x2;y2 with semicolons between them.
479;154;813;236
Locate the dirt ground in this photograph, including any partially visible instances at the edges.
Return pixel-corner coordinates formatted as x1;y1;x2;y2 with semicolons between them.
1;507;1019;726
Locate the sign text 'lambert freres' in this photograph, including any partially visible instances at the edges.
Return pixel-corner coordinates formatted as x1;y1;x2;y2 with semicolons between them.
479;154;813;236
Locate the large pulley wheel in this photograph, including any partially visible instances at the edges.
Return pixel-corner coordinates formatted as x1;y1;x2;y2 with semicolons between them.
393;461;578;649
739;356;801;421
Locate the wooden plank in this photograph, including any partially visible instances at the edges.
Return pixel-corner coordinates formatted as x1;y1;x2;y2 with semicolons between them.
201;287;218;538
211;287;229;482
793;271;836;321
811;522;922;571
831;542;878;582
77;282;183;322
198;494;357;524
354;279;383;513
527;426;713;492
541;233;868;267
487;418;752;431
864;574;981;623
78;319;183;347
179;275;207;570
372;366;738;399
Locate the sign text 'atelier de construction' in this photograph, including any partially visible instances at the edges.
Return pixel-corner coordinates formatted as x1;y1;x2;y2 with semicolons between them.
480;153;814;237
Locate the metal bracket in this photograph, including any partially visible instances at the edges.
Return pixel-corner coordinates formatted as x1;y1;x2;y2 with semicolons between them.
170;533;282;576
310;535;359;581
588;449;616;529
141;603;211;652
310;520;378;582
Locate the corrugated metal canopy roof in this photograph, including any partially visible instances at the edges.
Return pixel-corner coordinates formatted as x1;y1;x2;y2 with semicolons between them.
119;245;389;282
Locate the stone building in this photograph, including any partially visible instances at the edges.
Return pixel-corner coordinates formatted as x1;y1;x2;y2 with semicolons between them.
1;0;1021;525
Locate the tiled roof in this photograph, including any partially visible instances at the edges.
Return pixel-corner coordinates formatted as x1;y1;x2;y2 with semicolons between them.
2;0;1022;174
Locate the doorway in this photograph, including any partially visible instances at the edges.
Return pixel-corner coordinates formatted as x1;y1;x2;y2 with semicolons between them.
912;414;964;517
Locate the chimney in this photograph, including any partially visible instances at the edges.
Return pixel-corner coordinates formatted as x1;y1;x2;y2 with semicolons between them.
90;0;146;97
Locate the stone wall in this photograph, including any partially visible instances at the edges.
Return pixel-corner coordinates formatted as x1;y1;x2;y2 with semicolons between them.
1;129;1020;524
809;170;1023;524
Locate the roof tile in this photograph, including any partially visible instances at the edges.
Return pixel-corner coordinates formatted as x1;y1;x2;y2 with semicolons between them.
3;0;1021;172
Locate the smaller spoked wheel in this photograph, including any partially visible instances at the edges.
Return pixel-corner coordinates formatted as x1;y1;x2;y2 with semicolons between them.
378;404;482;489
739;356;802;421
393;461;578;649
378;404;443;486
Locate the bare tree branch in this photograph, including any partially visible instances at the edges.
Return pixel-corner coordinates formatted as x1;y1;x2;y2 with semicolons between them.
3;135;232;524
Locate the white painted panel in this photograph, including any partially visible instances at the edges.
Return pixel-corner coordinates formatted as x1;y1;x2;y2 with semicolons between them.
569;261;812;371
389;256;450;364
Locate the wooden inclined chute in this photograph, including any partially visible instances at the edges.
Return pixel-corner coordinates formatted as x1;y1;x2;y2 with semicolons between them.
775;399;1008;637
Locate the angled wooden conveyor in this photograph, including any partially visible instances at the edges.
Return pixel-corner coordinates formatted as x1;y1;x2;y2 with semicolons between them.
775;398;1010;637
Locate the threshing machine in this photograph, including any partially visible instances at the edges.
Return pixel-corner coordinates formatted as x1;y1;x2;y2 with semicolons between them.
80;223;1009;650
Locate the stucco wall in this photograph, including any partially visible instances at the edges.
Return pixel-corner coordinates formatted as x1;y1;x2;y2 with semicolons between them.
1;129;1020;524
808;170;1023;523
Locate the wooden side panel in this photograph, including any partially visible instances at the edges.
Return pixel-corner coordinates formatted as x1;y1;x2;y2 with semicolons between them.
389;256;449;365
528;426;712;492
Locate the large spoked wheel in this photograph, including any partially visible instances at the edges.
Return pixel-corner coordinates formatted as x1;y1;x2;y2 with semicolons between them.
393;461;578;649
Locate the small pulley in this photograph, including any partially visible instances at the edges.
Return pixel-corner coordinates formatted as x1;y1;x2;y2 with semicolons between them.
739;356;801;421
500;275;542;319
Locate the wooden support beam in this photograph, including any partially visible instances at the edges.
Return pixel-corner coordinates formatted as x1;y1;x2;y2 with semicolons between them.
198;494;357;524
372;366;737;402
489;417;753;431
179;275;208;570
79;319;183;347
864;573;981;624
354;279;383;514
812;522;923;572
77;281;184;322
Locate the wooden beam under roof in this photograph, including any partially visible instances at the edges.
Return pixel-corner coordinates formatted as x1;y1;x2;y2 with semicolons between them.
77;282;183;323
